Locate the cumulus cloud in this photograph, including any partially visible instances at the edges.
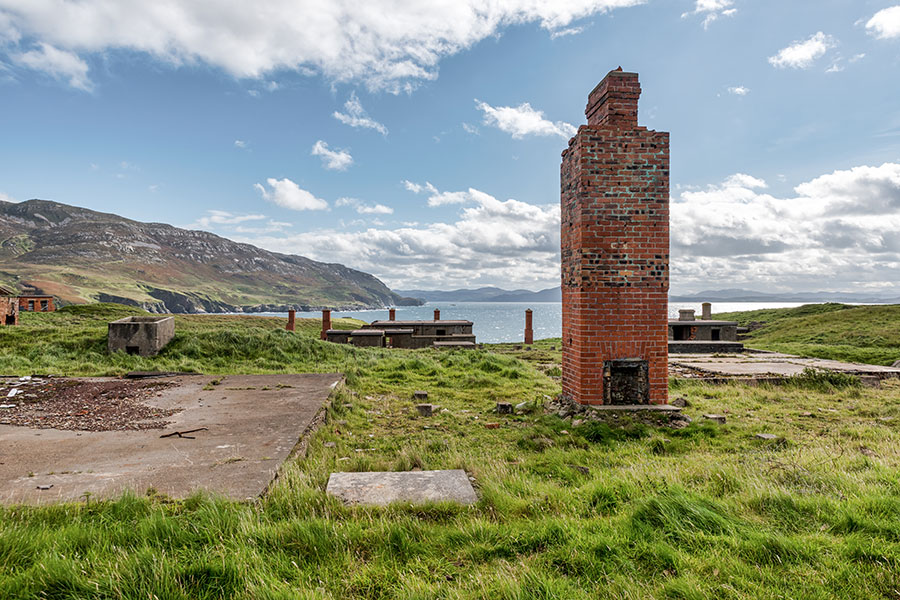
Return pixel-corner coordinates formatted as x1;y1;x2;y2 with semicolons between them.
311;140;353;171
867;5;900;39
332;93;387;135
727;85;750;96
475;99;576;139
11;42;91;90
404;180;498;207
769;32;836;69
254;178;328;211
671;163;900;294
233;187;560;289
0;1;644;90
682;0;736;29
335;197;394;215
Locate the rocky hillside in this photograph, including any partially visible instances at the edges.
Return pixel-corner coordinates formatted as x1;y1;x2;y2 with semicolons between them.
0;199;420;313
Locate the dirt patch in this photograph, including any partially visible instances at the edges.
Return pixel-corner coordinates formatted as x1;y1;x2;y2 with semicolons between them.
0;377;179;431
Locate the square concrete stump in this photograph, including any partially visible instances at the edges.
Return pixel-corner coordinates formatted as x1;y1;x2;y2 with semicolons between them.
108;316;175;356
326;469;477;506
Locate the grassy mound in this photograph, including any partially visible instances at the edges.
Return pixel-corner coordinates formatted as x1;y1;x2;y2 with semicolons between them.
716;303;900;366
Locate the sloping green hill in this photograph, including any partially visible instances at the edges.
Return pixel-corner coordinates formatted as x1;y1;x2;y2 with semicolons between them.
716;303;900;366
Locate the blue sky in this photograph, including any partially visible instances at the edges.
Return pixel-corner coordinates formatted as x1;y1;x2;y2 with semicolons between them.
1;0;899;294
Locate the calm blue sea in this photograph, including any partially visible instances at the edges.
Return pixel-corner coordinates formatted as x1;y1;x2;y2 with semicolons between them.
265;301;820;344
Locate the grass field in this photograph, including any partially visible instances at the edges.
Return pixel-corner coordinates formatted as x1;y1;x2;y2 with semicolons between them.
1;304;899;599
714;303;900;366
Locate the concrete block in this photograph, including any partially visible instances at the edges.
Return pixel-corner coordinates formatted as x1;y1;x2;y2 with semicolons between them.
108;316;175;356
326;469;477;506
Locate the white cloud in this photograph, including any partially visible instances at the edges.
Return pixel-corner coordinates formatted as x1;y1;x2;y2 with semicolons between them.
195;210;266;228
475;99;576;139
462;122;480;135
357;203;393;215
333;93;388;135
671;163;900;294
867;5;900;39
682;0;736;29
335;197;394;215
550;26;584;39
254;178;328;211
769;32;836;70
12;42;91;90
727;85;750;96
0;191;17;203
311;140;353;171
232;188;561;289
234;139;247;149
404;180;496;207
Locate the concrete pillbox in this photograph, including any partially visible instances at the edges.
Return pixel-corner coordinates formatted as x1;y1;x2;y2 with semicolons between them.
108;316;175;356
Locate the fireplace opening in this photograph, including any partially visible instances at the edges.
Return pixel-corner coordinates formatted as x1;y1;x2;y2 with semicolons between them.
603;359;649;405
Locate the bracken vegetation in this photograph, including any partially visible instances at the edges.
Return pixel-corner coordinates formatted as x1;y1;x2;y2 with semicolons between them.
0;304;899;599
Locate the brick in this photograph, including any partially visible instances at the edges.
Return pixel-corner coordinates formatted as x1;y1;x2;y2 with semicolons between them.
561;69;669;406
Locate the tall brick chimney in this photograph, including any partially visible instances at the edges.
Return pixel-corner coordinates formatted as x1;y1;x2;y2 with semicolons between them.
560;68;669;406
434;308;440;321
389;308;396;321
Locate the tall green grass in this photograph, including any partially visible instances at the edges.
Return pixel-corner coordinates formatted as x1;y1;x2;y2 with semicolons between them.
0;304;899;598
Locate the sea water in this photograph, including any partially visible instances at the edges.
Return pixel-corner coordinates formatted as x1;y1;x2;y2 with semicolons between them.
275;301;816;344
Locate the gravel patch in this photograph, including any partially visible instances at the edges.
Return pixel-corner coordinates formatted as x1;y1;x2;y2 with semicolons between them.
0;377;179;431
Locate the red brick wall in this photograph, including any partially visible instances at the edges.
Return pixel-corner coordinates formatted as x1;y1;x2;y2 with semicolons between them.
560;69;669;405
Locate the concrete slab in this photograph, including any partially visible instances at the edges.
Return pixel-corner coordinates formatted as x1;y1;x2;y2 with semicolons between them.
669;352;900;379
0;373;341;504
326;469;477;506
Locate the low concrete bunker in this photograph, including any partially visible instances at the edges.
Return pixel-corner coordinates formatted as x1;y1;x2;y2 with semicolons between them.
108;316;175;356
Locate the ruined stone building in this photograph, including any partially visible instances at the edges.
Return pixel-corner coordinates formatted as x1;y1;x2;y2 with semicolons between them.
324;309;476;349
560;68;669;406
1;295;18;326
18;295;55;312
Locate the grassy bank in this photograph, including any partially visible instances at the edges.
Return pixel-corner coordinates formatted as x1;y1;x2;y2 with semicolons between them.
1;305;899;599
714;303;900;366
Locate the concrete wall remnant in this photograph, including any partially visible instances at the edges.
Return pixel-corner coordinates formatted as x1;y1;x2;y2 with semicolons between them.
108;316;175;356
560;68;669;406
701;302;712;320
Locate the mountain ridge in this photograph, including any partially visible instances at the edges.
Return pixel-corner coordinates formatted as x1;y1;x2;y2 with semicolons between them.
0;199;422;313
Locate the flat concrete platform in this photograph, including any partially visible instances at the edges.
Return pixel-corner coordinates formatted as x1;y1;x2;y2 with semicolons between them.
326;469;478;506
0;373;341;504
668;340;744;354
670;352;900;379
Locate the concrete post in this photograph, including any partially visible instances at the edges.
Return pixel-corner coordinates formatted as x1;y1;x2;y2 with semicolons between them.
701;302;712;320
679;309;695;321
321;309;331;340
389;308;396;321
286;309;296;331
524;309;534;345
434;308;440;321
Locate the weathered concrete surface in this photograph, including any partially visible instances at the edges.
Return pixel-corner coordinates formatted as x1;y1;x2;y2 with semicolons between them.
108;316;175;356
670;352;900;379
0;373;341;504
326;470;477;506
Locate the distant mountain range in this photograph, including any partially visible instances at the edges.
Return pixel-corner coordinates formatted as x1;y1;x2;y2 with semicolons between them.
0;199;422;313
395;287;562;303
670;288;900;304
396;286;900;304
